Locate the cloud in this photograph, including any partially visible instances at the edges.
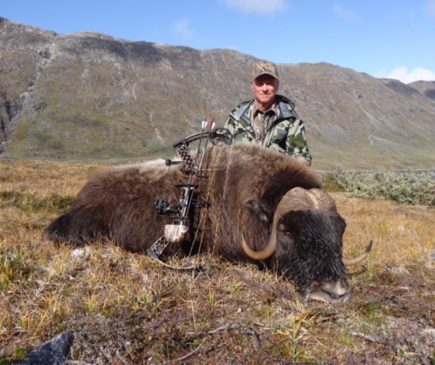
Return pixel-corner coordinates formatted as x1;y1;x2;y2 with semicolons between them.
174;19;193;39
425;0;435;15
332;3;359;21
222;0;287;15
376;66;435;83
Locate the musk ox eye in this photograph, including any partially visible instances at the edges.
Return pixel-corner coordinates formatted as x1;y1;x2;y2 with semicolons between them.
277;227;294;245
278;224;293;238
245;198;270;224
278;223;287;232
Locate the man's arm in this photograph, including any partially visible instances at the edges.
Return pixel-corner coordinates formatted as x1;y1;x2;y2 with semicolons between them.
224;112;257;144
285;118;312;165
224;114;238;137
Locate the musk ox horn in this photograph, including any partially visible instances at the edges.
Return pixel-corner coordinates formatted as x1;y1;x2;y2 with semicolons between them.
241;187;308;261
343;241;373;266
306;188;337;211
241;232;277;261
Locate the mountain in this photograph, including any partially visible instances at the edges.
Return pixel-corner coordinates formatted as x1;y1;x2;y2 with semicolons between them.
408;80;435;101
1;17;434;169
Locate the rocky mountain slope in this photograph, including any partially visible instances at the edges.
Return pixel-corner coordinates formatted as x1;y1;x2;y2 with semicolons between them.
1;17;434;169
409;80;435;101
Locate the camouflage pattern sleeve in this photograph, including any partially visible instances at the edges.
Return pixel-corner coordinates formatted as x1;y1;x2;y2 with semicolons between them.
224;114;256;143
224;115;238;138
285;118;312;165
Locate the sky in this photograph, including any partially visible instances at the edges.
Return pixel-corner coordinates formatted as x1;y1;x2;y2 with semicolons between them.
2;0;435;83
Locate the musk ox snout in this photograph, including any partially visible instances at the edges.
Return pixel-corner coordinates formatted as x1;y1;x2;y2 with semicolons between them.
306;279;351;303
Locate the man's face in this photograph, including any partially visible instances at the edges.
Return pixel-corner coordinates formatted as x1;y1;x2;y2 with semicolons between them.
252;74;279;108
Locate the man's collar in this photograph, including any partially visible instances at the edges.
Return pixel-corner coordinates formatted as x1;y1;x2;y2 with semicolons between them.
233;95;296;125
252;101;278;117
275;95;296;120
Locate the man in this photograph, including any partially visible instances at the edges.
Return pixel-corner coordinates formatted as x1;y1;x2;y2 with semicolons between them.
224;61;312;165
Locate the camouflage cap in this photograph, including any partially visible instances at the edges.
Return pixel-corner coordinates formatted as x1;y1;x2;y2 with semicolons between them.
252;61;279;81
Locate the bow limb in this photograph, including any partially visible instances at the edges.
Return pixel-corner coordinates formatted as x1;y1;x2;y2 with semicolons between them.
173;132;212;175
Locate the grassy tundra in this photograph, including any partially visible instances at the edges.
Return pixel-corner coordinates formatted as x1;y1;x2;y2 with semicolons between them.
0;159;433;364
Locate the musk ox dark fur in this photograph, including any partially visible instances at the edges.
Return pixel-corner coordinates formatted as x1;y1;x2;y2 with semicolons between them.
46;143;370;303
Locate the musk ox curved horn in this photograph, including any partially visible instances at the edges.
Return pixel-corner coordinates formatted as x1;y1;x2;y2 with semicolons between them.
279;187;334;212
241;233;277;261
241;187;308;261
307;189;337;211
343;241;373;266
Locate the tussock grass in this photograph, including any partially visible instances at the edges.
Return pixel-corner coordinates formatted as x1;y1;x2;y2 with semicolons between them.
0;159;433;364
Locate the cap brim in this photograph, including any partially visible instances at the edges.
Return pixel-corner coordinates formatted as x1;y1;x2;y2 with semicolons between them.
253;72;279;81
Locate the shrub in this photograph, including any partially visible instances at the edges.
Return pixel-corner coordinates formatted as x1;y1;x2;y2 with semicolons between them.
323;170;434;206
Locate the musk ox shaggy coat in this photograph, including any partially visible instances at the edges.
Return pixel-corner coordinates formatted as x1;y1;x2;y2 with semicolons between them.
47;143;362;302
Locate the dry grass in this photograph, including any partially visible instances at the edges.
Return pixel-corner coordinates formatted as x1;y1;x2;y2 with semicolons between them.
0;159;434;364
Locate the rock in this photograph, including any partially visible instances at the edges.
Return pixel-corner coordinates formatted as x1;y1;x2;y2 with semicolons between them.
12;331;73;365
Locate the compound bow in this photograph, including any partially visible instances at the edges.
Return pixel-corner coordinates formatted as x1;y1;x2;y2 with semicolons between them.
147;122;232;268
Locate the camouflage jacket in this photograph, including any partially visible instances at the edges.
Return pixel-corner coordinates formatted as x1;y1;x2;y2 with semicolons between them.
224;95;312;165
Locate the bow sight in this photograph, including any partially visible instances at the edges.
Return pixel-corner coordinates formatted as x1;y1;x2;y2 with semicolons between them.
147;125;232;261
154;183;205;223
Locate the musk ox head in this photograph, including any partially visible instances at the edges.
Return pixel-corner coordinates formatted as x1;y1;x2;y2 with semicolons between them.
242;187;371;303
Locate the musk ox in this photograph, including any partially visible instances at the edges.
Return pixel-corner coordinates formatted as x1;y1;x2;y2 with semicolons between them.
46;143;370;303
